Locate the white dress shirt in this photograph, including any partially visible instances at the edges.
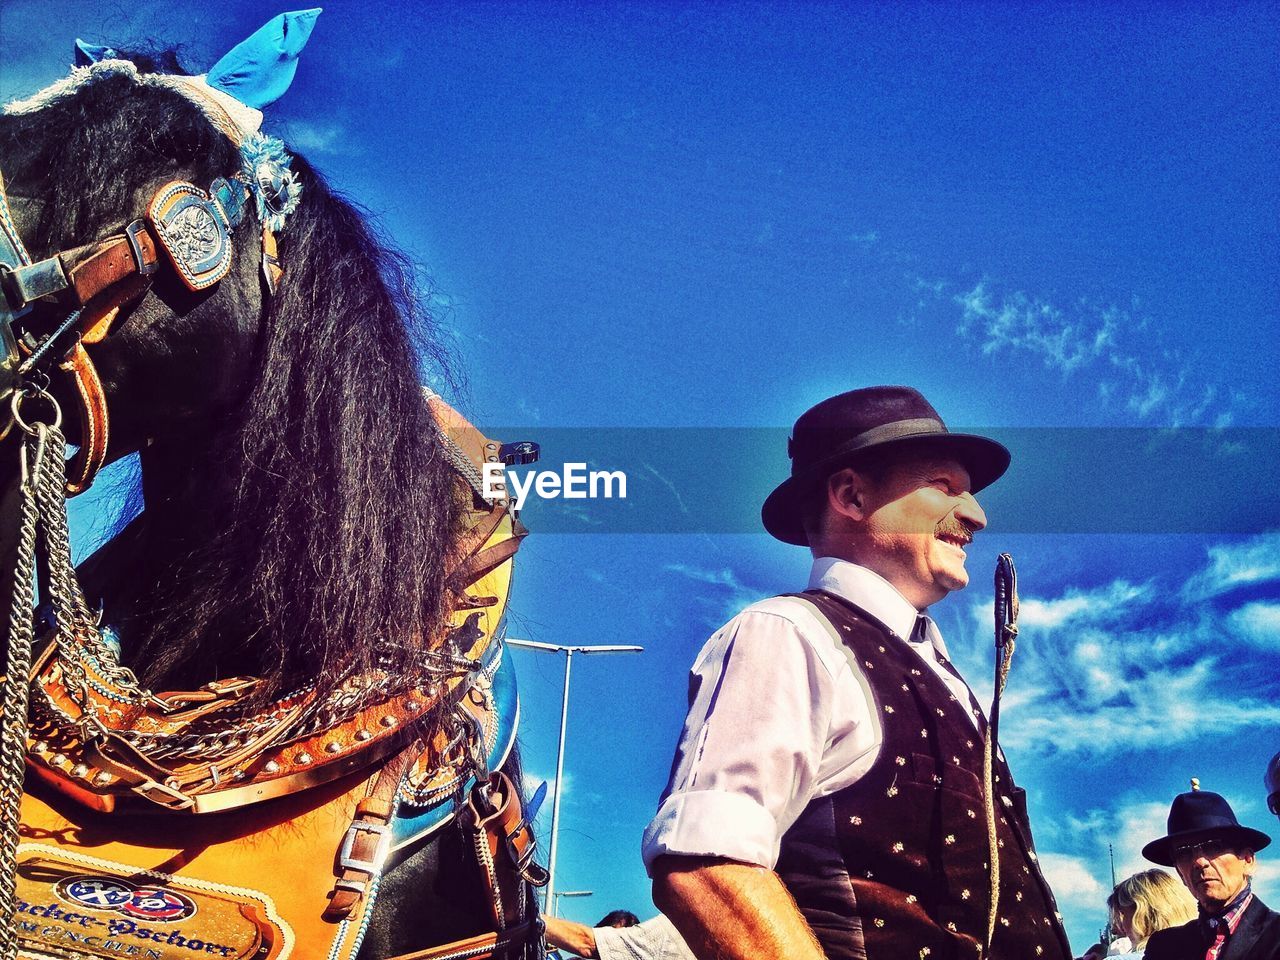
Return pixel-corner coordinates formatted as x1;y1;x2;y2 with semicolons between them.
594;915;696;960
641;556;980;873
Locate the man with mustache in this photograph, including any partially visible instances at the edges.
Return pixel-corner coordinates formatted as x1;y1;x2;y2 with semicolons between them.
1141;785;1280;959
642;386;1071;960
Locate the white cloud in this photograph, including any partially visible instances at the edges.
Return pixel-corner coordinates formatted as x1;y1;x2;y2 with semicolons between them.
522;769;574;816
1229;602;1280;650
961;559;1280;757
284;121;349;156
1011;581;1152;630
1038;852;1106;906
956;282;1114;375
1057;796;1172;884
1182;533;1280;602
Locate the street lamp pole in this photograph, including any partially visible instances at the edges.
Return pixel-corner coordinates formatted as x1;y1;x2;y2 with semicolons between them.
507;639;643;916
552;889;593;918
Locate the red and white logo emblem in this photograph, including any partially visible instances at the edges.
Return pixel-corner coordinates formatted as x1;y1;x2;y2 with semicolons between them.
56;875;197;922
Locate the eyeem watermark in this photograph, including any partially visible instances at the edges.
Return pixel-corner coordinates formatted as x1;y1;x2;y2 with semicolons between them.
482;462;628;510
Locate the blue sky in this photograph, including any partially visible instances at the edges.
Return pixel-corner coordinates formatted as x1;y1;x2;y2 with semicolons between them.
3;1;1278;951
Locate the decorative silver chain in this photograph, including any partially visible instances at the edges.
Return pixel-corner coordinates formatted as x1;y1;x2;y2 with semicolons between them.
0;412;52;960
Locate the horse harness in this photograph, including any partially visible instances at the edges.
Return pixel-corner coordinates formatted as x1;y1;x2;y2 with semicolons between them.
0;161;285;495
0;107;547;960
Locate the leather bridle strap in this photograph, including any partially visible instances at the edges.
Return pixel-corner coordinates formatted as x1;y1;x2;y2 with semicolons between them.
3;223;161;494
59;342;109;496
2;223;160;314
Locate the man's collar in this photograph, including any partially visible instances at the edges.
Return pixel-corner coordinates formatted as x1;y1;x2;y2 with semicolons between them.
1200;881;1253;929
809;557;945;652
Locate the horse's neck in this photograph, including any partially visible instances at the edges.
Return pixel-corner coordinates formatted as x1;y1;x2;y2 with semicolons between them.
78;440;242;662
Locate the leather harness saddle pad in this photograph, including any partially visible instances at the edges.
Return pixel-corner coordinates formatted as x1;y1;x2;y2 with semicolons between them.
14;396;526;960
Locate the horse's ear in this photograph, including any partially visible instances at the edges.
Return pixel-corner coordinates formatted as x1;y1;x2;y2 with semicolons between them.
74;39;118;66
206;9;322;109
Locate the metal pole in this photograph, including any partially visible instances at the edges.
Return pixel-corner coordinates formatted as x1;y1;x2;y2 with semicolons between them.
504;639;642;916
546;648;573;916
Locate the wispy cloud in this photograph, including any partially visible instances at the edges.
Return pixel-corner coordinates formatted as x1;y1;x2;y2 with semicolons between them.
953;282;1232;426
1038;852;1106;909
284;121;351;156
1228;601;1280;651
956;283;1116;375
1017;581;1152;630
1182;533;1280;602
962;541;1280;757
664;562;765;625
523;769;575;817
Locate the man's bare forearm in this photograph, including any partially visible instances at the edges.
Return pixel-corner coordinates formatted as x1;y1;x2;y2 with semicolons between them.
542;916;599;958
651;855;826;960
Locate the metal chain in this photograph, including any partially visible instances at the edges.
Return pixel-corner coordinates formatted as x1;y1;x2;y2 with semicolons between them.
1;419;56;960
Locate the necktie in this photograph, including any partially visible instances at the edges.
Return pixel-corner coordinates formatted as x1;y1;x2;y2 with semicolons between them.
915;615;989;733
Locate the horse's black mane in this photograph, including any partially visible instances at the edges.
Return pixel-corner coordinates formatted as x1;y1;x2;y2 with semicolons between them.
0;49;463;703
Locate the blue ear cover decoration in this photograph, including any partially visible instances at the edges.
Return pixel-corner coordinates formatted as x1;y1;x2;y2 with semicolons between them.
206;9;322;110
74;40;118;66
239;133;302;233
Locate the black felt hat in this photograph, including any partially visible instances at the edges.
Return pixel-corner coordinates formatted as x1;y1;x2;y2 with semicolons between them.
761;386;1011;546
1142;787;1272;867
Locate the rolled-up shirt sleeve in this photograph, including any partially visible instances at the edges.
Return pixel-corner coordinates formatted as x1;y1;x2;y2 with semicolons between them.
642;606;837;872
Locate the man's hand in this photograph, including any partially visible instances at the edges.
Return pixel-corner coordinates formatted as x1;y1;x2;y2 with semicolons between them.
543;916;599;958
651;855;826;960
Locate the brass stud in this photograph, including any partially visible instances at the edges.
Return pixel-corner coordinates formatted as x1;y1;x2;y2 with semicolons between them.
406;700;421;712
355;730;372;742
380;715;397;728
51;753;67;766
263;760;281;774
324;741;341;755
93;772;112;786
71;764;90;779
296;752;313;766
32;741;49;755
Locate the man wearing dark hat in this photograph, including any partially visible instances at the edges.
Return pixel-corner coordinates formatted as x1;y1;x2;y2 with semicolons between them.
642;386;1071;960
1142;784;1280;959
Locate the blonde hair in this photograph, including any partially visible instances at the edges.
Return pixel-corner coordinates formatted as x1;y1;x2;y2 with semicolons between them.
1108;869;1198;949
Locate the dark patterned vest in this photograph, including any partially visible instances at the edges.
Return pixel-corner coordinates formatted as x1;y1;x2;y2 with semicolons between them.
775;591;1072;960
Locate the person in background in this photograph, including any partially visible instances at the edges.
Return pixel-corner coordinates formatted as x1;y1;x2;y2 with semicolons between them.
1140;783;1280;959
1079;869;1196;959
597;910;641;928
543;911;696;960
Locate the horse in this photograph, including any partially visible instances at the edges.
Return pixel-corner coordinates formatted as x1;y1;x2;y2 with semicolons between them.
0;25;540;960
